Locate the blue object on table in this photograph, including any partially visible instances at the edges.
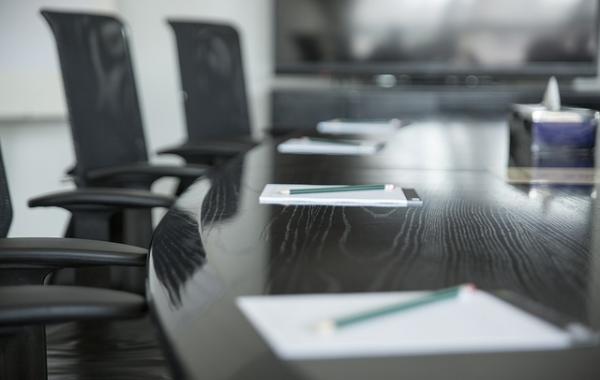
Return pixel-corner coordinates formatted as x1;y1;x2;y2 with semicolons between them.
532;115;597;150
509;105;599;168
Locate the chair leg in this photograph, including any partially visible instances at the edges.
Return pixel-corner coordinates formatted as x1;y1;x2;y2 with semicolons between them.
67;210;145;292
0;270;52;380
71;210;113;241
115;209;151;294
67;209;147;294
122;209;153;248
0;326;47;380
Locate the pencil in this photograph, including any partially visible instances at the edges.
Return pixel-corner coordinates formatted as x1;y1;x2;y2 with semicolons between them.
315;284;475;334
280;184;395;195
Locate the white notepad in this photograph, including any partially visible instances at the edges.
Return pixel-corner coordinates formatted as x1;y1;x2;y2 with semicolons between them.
277;138;383;155
317;119;402;135
259;184;413;207
237;291;576;360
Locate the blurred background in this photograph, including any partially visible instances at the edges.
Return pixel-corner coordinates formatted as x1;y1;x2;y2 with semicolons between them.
1;0;599;237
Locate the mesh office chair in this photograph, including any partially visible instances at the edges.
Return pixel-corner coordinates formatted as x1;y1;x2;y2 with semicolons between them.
40;10;208;246
0;143;150;380
159;21;259;166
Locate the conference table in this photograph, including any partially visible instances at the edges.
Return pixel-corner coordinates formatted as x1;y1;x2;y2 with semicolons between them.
147;118;600;380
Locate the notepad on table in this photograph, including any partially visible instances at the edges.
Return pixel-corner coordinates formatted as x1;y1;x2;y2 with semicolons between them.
317;118;402;135
237;290;591;360
277;137;384;155
259;184;421;207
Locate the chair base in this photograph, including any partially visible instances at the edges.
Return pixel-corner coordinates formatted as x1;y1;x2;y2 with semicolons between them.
0;326;47;380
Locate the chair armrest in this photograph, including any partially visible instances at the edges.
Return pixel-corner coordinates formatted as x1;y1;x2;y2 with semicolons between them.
159;144;240;158
0;238;146;268
0;285;145;326
28;188;173;212
158;139;257;160
85;162;208;187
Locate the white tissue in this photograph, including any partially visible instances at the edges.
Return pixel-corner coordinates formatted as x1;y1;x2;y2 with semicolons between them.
542;76;561;111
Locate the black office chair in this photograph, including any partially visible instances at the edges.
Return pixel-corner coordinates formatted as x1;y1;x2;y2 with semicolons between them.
159;21;259;166
40;10;209;246
0;144;150;380
26;175;172;293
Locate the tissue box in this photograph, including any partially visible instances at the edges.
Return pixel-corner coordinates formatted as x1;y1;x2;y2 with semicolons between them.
509;105;598;167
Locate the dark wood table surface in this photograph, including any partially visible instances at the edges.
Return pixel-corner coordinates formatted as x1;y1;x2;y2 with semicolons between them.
147;118;600;380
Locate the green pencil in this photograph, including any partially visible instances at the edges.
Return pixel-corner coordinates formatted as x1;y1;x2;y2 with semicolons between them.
315;284;475;334
280;184;395;195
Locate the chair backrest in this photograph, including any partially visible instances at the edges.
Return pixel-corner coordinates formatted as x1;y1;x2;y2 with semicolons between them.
0;143;13;238
169;21;251;141
41;10;148;178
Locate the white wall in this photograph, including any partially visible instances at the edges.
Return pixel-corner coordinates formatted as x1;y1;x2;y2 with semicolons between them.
0;0;117;237
1;119;74;237
0;0;116;119
0;0;273;237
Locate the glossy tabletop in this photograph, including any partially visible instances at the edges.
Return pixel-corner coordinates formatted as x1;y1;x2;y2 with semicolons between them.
148;118;600;380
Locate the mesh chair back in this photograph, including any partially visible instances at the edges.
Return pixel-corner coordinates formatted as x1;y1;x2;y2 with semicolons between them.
41;10;148;180
169;21;251;141
0;143;13;238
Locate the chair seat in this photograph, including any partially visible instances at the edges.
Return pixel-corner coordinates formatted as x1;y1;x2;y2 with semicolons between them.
159;137;259;164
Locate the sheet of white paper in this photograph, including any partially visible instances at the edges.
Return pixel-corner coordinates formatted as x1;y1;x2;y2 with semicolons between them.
317;119;401;135
237;291;571;360
277;138;383;155
259;184;410;207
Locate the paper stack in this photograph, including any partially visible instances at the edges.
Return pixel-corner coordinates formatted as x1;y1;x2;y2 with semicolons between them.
259;184;421;207
277;137;384;155
237;290;585;360
317;119;402;135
